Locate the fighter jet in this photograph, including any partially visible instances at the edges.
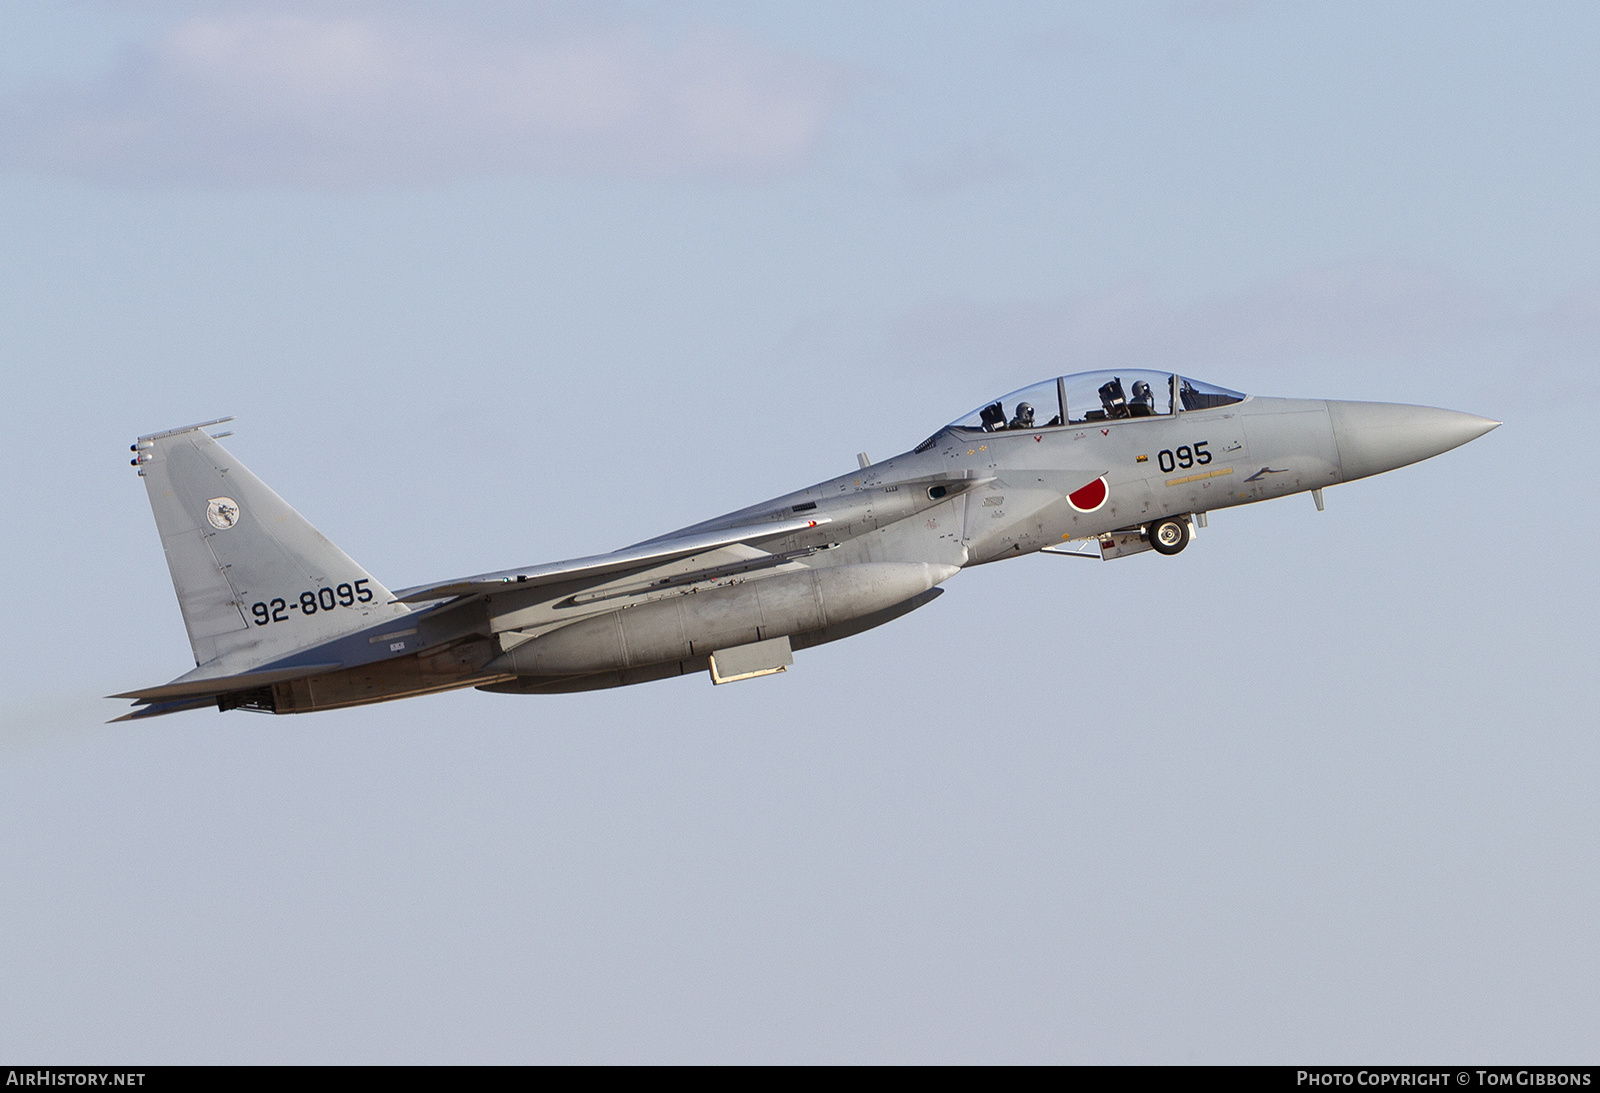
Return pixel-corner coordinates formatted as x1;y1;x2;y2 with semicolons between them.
113;371;1498;719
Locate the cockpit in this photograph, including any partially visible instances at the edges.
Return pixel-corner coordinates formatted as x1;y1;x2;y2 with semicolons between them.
945;369;1245;434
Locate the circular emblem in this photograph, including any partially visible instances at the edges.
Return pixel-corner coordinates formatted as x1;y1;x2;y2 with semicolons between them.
1067;476;1108;513
206;497;241;530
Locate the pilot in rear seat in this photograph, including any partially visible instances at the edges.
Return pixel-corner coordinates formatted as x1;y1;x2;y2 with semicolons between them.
1129;380;1155;416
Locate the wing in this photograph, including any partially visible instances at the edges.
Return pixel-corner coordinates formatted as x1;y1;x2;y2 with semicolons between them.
388;514;833;604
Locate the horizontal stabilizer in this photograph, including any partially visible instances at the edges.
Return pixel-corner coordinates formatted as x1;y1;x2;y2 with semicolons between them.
108;695;227;722
111;662;342;703
391;515;833;603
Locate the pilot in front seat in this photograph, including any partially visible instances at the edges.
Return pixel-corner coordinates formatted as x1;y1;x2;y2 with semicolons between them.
1129;380;1156;417
1008;402;1035;429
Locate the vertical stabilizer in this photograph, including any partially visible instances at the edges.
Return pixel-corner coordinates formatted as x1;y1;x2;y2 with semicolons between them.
134;421;410;673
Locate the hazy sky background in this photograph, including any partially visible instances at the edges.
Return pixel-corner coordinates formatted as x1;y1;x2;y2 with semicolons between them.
2;0;1596;1063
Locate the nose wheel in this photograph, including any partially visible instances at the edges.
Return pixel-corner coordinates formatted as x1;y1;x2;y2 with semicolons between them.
1148;516;1190;555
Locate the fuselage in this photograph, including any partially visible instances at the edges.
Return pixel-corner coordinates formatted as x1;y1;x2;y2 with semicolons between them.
468;387;1497;698
656;393;1493;570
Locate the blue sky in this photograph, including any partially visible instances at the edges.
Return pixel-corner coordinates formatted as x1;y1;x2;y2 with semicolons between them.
1;0;1596;1062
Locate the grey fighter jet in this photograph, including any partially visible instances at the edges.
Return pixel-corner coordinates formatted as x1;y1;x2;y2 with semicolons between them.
113;372;1498;719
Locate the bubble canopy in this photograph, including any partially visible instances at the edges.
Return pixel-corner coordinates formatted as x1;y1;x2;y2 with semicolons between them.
946;370;1246;433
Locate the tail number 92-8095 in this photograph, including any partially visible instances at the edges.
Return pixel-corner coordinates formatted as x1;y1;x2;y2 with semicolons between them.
250;579;373;625
1157;443;1210;473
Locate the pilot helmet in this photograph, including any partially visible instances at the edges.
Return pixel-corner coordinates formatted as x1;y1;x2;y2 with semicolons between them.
1013;402;1034;423
1131;380;1151;399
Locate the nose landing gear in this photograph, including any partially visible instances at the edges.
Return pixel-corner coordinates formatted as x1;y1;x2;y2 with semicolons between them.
1148;516;1190;555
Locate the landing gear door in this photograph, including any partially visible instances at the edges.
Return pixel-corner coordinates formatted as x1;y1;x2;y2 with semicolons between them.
1098;528;1153;560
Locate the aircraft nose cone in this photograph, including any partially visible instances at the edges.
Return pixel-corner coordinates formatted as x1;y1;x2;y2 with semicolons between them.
1327;400;1500;482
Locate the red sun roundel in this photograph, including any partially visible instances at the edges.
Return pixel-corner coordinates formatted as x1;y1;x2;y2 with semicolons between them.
1067;476;1108;513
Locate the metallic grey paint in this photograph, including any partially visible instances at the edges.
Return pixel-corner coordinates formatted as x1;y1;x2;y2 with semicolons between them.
114;377;1499;720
